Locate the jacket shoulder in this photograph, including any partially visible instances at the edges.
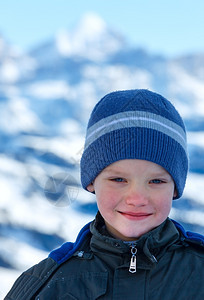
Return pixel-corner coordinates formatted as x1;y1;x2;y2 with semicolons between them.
172;219;204;248
5;222;92;300
49;221;92;264
4;257;58;300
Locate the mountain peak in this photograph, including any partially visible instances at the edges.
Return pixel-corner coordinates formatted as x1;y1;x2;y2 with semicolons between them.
56;13;125;61
76;12;107;39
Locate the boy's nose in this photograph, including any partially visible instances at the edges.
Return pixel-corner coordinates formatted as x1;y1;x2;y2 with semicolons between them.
124;184;149;206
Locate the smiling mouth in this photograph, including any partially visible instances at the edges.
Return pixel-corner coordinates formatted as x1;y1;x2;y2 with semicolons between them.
119;211;153;220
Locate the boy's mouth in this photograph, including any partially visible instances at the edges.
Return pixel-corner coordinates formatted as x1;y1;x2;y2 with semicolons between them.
118;211;153;220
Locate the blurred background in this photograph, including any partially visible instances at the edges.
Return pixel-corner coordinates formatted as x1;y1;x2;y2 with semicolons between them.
1;0;204;297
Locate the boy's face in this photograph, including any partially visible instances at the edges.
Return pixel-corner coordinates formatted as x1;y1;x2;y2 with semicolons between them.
87;159;176;241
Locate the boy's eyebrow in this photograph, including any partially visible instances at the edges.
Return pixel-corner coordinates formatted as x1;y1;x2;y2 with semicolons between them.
150;171;172;178
103;168;171;178
102;168;125;174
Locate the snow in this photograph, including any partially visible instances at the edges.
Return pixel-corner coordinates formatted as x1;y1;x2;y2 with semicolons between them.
56;12;124;61
27;80;75;100
77;13;107;38
187;131;204;147
56;29;72;56
183;173;204;205
19;133;84;164
170;207;204;227
168;63;204;117
0;59;20;82
0;97;42;133
82;65;152;91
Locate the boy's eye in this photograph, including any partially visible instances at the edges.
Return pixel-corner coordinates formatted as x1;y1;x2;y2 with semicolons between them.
111;178;125;182
150;179;164;184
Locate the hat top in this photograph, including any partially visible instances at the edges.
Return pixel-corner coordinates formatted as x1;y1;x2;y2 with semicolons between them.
88;89;185;130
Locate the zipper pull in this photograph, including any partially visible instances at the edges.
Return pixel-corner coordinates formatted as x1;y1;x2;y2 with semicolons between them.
129;245;137;273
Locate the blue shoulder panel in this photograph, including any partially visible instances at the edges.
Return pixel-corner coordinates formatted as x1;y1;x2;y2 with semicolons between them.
172;219;204;246
49;221;91;265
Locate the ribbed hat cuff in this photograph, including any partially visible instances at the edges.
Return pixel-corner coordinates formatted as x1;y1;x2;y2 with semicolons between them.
80;128;188;199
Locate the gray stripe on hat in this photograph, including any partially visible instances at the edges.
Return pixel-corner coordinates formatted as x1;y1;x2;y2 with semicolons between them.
85;111;187;153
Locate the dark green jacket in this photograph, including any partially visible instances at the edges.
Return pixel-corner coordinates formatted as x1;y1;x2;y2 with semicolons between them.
5;214;204;300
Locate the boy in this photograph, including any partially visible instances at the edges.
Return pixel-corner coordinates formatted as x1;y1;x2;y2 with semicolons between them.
5;89;204;299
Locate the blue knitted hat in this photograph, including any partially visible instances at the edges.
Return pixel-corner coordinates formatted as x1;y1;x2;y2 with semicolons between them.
80;89;188;199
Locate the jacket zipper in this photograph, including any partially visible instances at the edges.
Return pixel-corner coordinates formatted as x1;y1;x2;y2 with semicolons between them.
129;244;137;273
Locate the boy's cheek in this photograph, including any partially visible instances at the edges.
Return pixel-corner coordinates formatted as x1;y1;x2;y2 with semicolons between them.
101;195;121;213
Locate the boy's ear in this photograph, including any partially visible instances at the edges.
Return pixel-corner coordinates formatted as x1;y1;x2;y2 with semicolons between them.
173;188;177;199
87;183;94;193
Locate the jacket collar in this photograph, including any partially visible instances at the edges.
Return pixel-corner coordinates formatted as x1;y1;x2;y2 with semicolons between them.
49;214;204;265
90;212;180;257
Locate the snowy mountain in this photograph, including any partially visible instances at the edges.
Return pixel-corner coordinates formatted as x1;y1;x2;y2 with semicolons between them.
0;13;204;297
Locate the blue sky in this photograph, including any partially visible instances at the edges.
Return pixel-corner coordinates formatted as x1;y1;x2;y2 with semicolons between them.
0;0;204;57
